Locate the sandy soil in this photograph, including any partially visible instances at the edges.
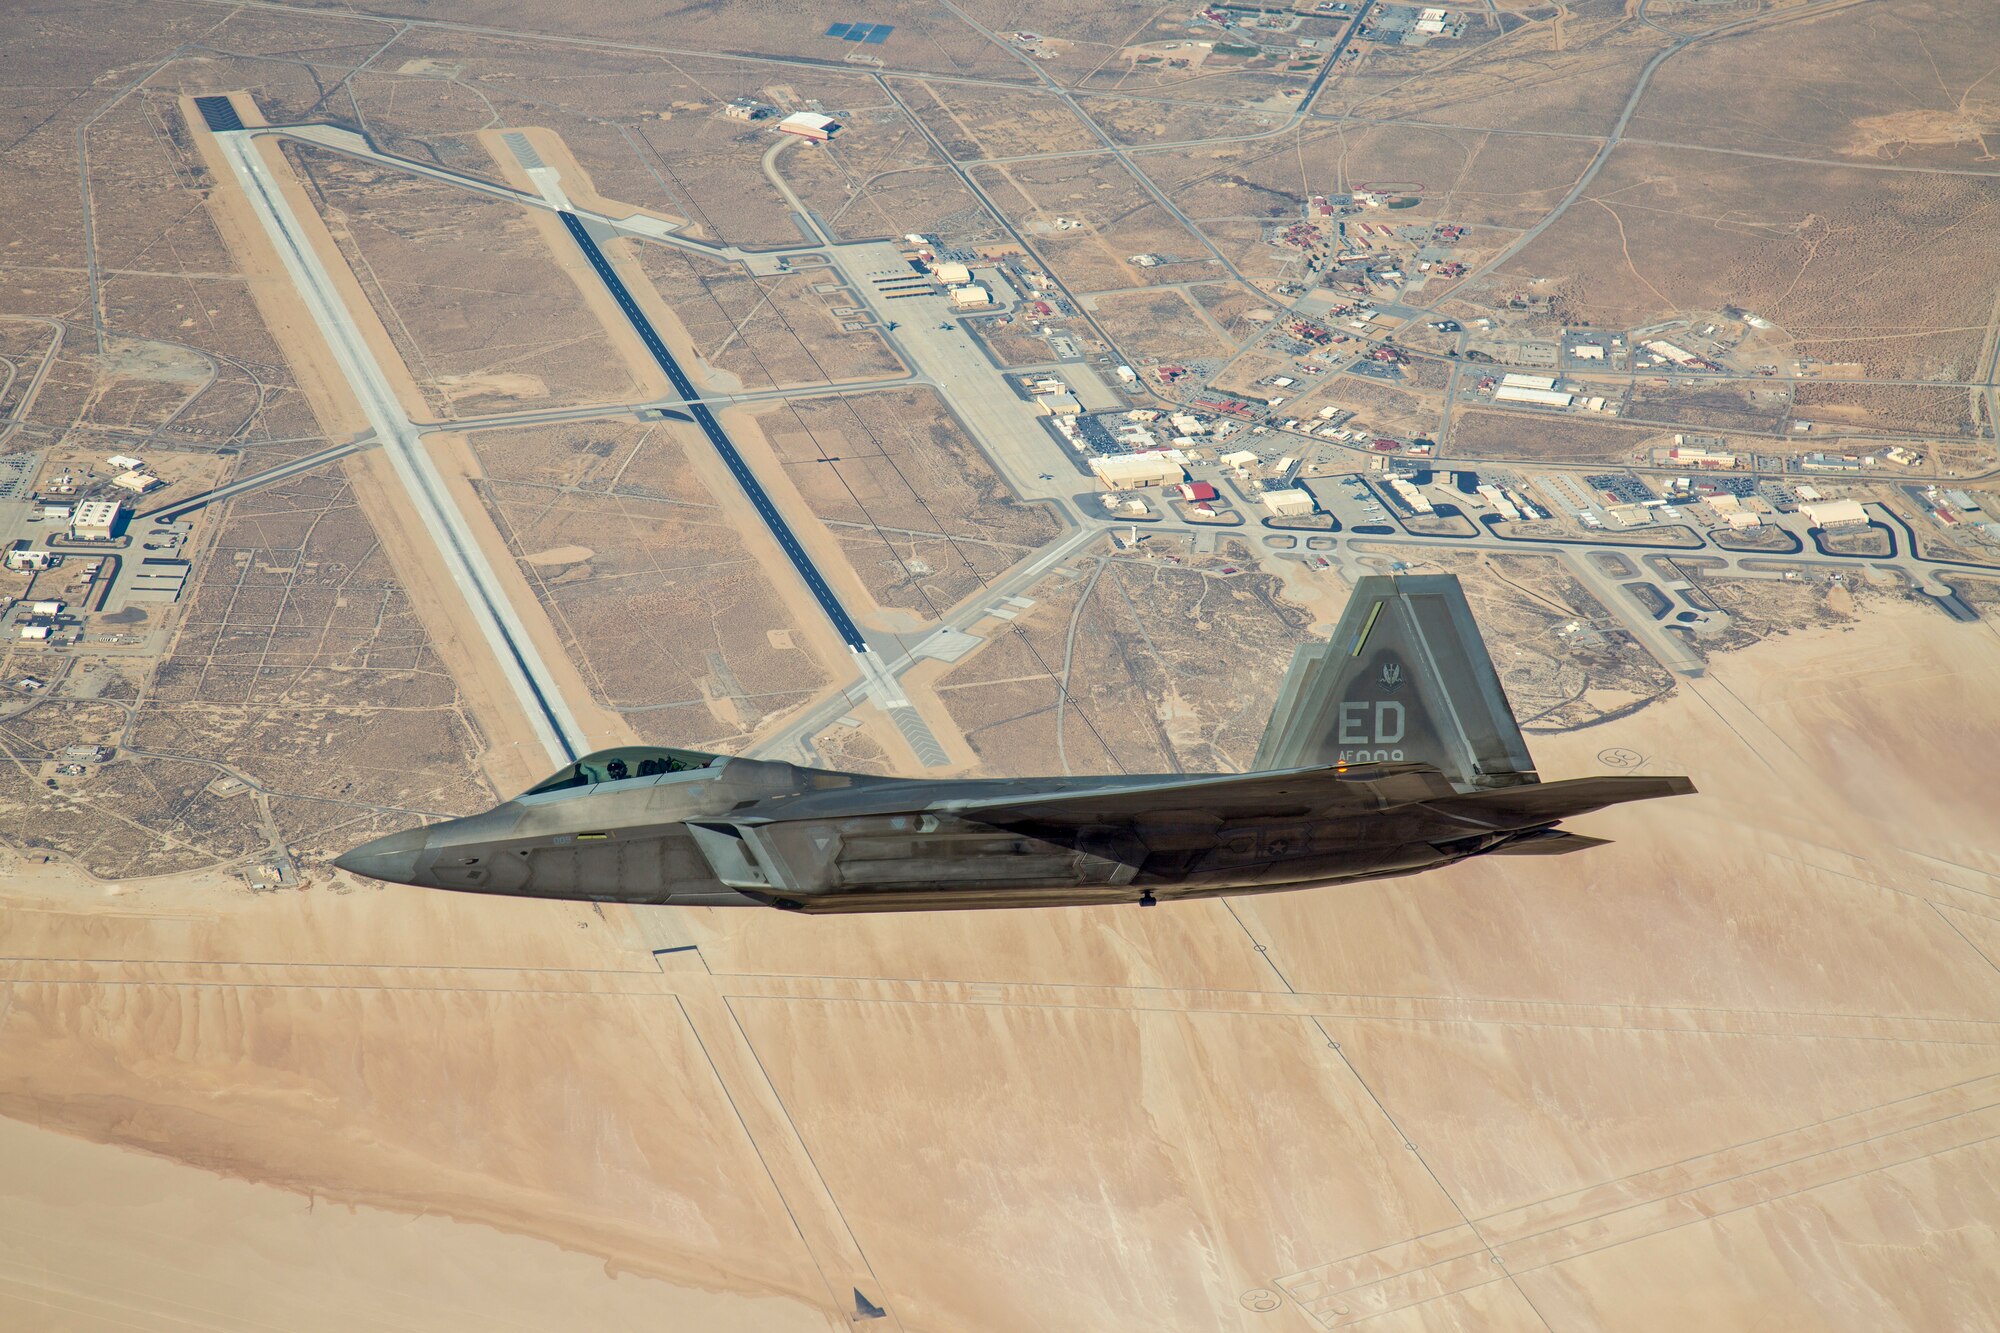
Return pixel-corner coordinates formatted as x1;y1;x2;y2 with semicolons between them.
0;1115;824;1333
4;598;1999;1330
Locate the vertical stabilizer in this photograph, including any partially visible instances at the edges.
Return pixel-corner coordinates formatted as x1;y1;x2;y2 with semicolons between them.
1252;575;1538;786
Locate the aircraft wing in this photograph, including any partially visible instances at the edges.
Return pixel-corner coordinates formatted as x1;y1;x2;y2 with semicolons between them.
939;762;1458;828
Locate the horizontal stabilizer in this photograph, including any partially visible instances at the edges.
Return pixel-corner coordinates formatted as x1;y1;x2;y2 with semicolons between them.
1488;830;1613;856
1434;774;1695;827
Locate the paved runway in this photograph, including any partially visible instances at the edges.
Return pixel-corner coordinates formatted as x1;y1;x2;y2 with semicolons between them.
557;211;869;652
215;126;587;765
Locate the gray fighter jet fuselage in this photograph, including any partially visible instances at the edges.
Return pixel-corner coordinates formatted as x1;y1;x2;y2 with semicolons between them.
337;576;1693;912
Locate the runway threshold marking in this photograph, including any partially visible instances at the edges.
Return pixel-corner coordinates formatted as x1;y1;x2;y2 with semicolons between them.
556;212;869;652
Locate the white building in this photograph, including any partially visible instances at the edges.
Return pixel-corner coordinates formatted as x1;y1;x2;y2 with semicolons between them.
3;545;49;572
111;470;163;494
107;454;145;471
932;261;971;286
71;500;122;542
1090;454;1183;489
1493;385;1574;407
1802;499;1868;528
1042;392;1081;416
18;624;49;641
947;284;992;310
1477;484;1520;521
1499;373;1558;391
1387;477;1433;514
777;112;839;142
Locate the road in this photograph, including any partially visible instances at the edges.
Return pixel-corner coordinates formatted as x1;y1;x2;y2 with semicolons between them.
208;64;1994;778
212;124;588;766
1181;0;1877;401
821;238;1084;508
143;437;372;521
234;108;1001;767
940;0;1371;297
1121;467;1990;668
1416;0;1869;303
0;316;63;453
264;123;770;263
402;374;927;437
556;210;870;652
749;524;1102;763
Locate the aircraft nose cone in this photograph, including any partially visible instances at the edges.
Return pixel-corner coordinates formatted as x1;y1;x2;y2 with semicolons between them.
334;825;430;884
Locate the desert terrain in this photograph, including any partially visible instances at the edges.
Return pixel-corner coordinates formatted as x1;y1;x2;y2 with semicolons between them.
5;602;2000;1331
3;0;2000;1328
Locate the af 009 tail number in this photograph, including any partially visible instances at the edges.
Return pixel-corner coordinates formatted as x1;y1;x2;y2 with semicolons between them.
1337;700;1404;763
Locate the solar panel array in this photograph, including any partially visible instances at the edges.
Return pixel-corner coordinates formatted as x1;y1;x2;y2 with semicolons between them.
825;21;894;44
193;95;244;132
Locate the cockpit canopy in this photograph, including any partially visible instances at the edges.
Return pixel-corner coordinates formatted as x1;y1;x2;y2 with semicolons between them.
523;745;723;797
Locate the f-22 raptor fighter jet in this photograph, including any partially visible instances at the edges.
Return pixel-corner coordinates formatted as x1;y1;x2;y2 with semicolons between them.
337;576;1692;912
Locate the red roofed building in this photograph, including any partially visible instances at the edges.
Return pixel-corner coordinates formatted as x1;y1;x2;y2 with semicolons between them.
1178;481;1218;502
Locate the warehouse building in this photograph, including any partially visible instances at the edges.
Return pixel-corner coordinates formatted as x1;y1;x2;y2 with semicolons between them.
1802;499;1868;528
777;112;840;142
1493;384;1574;407
931;261;971;286
948;283;992;310
4;542;50;571
111;470;163;495
1261;487;1315;516
1478;484;1521;521
70;500;122;542
1669;445;1737;468
1387;477;1433;514
1090;454;1183;489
